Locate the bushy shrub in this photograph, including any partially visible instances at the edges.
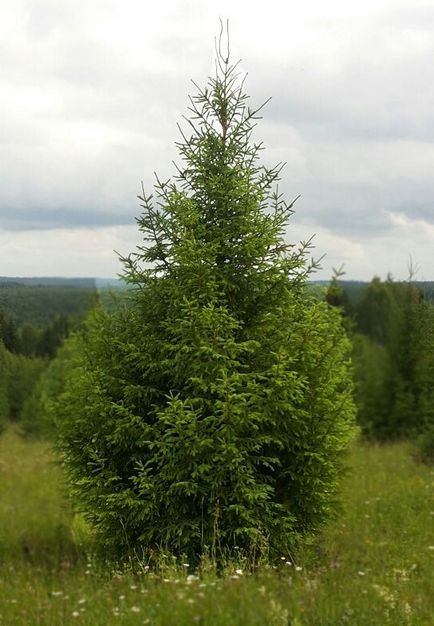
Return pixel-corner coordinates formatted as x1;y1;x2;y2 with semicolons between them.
55;49;356;562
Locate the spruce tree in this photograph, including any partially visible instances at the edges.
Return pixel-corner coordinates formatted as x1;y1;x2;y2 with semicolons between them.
55;39;356;562
325;266;353;320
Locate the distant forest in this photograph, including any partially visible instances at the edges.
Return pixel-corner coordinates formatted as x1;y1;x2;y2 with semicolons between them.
314;279;434;306
1;276;434;456
0;284;97;327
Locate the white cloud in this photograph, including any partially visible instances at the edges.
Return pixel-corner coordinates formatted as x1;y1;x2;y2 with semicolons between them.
0;225;140;277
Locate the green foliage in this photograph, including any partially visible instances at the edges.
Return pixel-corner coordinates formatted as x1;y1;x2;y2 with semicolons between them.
351;277;434;441
414;424;434;464
0;284;97;327
0;282;98;431
34;314;72;358
351;333;393;438
20;337;79;438
0;341;9;431
55;49;355;562
16;314;71;358
355;276;398;346
6;352;47;421
0;310;19;353
0;311;65;429
412;302;434;462
324;266;352;319
0;302;85;359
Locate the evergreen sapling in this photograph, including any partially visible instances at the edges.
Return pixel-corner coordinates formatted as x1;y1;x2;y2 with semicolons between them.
55;38;356;562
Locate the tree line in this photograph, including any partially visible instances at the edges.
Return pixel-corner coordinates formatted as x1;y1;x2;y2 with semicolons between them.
327;274;434;461
5;275;433;459
0;283;98;326
0;284;98;431
0;310;71;358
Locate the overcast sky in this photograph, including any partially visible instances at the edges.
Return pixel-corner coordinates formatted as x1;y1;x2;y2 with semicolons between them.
1;0;433;280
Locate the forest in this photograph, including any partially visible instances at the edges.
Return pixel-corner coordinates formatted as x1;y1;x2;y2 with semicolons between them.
0;280;97;424
2;275;434;452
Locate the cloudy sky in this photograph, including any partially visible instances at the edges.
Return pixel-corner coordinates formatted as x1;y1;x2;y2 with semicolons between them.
1;0;434;280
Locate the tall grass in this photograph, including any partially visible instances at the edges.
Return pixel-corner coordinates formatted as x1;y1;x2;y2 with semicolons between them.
0;428;433;625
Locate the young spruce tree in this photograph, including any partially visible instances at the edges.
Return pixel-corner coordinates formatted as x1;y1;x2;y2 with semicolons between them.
56;38;356;562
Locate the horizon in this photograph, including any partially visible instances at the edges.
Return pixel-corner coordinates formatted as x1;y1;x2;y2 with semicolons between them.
2;275;434;285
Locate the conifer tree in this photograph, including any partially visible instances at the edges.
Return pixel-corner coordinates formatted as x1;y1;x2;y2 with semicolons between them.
56;32;356;562
325;265;353;320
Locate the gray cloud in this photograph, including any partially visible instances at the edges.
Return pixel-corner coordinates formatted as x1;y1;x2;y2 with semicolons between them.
1;0;433;278
0;207;134;231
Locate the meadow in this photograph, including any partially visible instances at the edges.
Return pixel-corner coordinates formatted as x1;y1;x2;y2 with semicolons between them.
1;427;433;625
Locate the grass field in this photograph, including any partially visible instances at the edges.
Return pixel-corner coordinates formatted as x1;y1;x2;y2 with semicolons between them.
0;427;433;625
